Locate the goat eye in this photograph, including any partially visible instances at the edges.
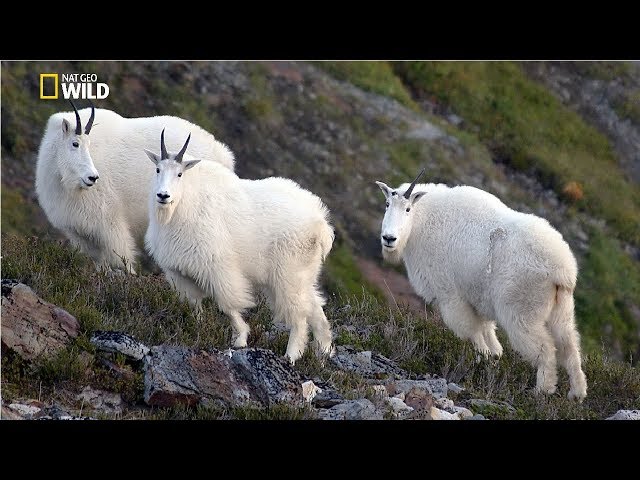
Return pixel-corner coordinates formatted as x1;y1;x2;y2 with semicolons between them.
178;172;182;177
72;142;79;148
406;208;411;212
385;202;389;208
156;168;160;174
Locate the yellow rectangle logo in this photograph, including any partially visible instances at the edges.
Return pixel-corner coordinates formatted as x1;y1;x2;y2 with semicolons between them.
40;73;59;99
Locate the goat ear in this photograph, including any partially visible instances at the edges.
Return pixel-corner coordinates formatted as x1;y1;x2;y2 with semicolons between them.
183;159;201;171
410;191;426;205
375;181;391;199
144;149;160;165
62;118;71;135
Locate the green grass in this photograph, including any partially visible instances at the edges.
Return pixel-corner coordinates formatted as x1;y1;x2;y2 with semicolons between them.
324;241;384;301
392;61;640;245
575;229;640;359
613;90;640;124
1;186;43;236
313;61;419;110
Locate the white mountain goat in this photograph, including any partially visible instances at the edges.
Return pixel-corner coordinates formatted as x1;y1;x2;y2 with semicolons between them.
144;131;335;363
35;101;235;274
375;169;588;401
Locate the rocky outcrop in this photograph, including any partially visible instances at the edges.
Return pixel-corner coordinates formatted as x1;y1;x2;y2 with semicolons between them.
606;409;640;420
143;346;302;408
1;280;79;361
90;331;150;360
522;61;640;184
330;345;407;379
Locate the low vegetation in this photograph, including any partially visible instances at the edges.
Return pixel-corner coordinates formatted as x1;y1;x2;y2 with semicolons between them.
2;235;638;419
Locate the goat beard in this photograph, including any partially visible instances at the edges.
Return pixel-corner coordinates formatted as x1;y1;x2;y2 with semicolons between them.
155;203;175;225
381;245;403;265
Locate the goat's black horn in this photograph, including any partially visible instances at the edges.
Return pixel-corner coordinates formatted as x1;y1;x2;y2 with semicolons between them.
160;128;169;160
175;133;191;162
68;99;82;135
84;100;95;135
404;168;425;199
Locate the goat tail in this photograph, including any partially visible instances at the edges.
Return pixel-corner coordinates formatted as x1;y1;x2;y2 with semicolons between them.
317;219;335;262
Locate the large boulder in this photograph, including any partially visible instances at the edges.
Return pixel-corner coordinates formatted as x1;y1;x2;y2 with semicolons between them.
143;346;303;408
1;280;79;361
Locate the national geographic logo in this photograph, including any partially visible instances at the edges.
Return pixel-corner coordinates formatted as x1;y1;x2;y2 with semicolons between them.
39;73;110;100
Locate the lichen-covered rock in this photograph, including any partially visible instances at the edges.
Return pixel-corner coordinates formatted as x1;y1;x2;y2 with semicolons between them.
231;348;303;405
386;397;414;419
144;346;303;408
429;406;460;420
76;386;124;413
606;410;640;420
447;382;464;394
317;399;384;420
390;378;448;400
302;381;322;403
90;331;150;360
330;345;407;379
311;388;345;408
144;345;260;408
404;387;435;414
1;280;79;361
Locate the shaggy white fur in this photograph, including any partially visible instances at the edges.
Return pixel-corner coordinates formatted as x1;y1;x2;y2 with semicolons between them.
35;106;234;274
376;177;587;401
144;135;334;364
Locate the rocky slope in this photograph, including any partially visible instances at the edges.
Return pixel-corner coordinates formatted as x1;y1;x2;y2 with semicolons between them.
3;279;639;420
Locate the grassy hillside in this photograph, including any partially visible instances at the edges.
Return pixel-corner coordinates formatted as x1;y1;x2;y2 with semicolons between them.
316;61;640;361
2;60;639;364
2;235;639;419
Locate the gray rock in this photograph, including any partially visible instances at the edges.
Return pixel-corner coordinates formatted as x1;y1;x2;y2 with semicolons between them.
76;386;124;413
451;406;474;419
606;409;640;420
311;389;345;408
469;414;487;420
144;346;302;408
6;403;42;419
2;405;25;420
301;380;322;403
1;280;79;361
434;397;474;419
404;387;434;415
330;345;407;379
392;378;448;400
447;382;464;394
430;406;460;420
90;331;150;360
231;348;303;404
386;397;414;419
317;399;384;420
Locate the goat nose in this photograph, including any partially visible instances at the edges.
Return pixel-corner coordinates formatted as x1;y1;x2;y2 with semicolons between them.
157;193;170;200
383;235;397;243
88;175;98;182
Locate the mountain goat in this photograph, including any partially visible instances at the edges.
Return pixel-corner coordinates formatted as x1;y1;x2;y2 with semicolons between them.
35;102;235;274
375;170;588;401
144;131;335;364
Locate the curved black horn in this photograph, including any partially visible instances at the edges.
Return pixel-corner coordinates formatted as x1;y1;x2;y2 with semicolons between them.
160;128;169;160
403;168;425;199
175;133;191;163
84;100;95;135
68;99;82;135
